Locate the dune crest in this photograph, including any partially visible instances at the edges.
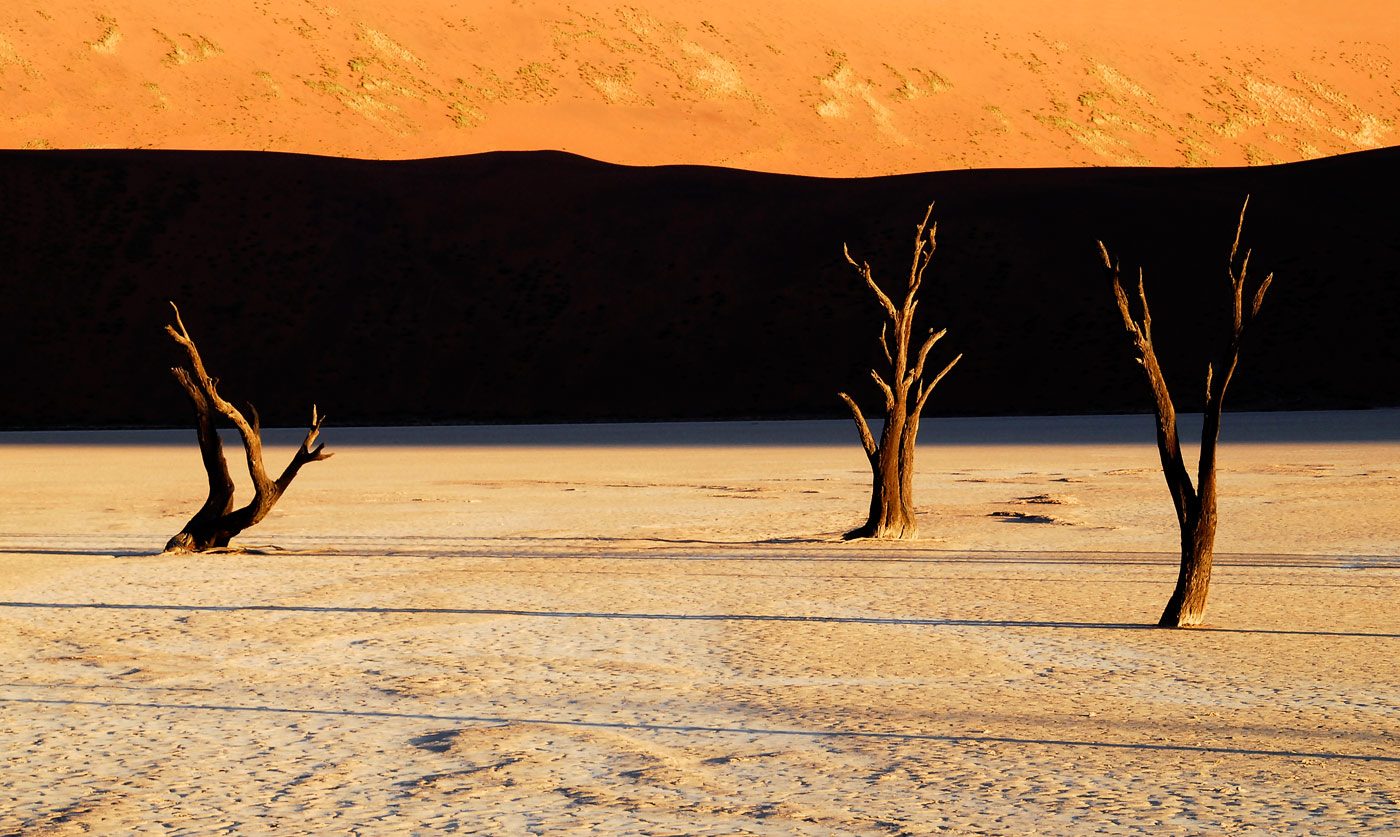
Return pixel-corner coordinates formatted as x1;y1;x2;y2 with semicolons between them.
1;1;1394;175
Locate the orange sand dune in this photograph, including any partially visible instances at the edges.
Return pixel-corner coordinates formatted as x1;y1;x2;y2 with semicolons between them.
1;1;1395;175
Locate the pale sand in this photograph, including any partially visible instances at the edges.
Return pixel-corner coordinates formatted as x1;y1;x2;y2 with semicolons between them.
2;412;1398;834
2;1;1395;174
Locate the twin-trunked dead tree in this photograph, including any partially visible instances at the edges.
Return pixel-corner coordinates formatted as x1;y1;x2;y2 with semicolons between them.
839;205;962;539
1098;198;1273;628
163;303;332;553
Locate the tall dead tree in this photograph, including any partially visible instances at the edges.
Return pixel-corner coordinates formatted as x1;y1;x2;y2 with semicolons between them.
839;205;962;540
1098;198;1273;627
163;303;332;553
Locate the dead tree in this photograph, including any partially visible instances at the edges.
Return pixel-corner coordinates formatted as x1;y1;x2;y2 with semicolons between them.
163;302;332;553
839;205;962;539
1098;198;1273;627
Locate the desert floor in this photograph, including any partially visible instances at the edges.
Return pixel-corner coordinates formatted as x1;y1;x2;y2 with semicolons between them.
2;412;1398;835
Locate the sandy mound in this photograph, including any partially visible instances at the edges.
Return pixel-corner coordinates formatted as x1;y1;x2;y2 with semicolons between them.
1;1;1394;174
4;147;1398;428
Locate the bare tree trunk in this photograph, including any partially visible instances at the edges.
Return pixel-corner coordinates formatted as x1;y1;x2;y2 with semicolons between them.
846;410;917;539
163;303;332;553
1163;500;1217;626
839;205;961;540
1099;198;1272;627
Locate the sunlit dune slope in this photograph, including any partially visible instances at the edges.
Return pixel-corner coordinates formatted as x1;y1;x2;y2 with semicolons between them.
1;1;1395;175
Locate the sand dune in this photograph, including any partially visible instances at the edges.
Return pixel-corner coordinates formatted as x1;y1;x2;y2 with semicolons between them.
2;1;1395;174
2;414;1398;833
3;147;1398;429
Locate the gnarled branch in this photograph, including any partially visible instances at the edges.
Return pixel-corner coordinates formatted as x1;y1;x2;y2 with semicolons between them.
1099;243;1195;526
906;205;936;306
870;369;896;411
914;352;963;416
838;392;878;460
164;303;332;553
907;327;948;388
843;244;898;322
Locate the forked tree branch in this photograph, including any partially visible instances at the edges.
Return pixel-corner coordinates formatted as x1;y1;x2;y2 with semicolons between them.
1228;196;1249;270
164;302;332;552
1101;243;1150;352
277;405;333;491
170;366;235;515
870;369;896;411
844;244;898;321
166;303;275;501
1098;242;1196;525
1251;277;1272;320
907;205;936;303
838;392;878;460
907;327;947;388
1200;197;1271;488
914;352;963;415
1224;196;1273;347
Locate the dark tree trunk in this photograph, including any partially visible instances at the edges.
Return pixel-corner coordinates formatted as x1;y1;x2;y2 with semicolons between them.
839;205;961;540
1162;499;1217;626
847;411;918;539
163;303;332;553
1099;198;1272;628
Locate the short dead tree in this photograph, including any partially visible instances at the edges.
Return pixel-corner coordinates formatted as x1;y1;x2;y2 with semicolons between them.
1098;198;1273;627
163;303;332;553
839;204;962;540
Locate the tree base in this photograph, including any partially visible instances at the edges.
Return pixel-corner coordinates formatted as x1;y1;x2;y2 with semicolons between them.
163;534;197;554
843;519;918;540
163;530;232;554
1158;607;1207;629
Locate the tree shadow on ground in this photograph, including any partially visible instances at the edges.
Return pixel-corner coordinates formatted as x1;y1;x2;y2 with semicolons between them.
3;600;1397;638
4;694;1398;764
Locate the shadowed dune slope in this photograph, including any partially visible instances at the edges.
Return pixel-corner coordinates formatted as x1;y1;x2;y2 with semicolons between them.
0;1;1395;175
1;147;1398;428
